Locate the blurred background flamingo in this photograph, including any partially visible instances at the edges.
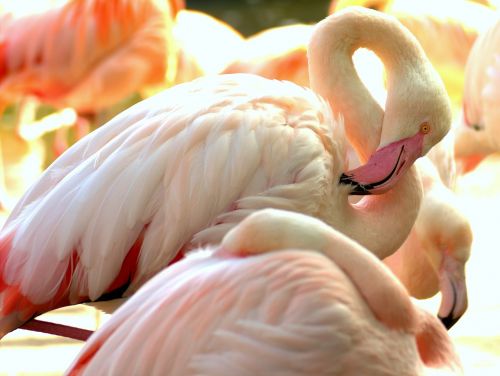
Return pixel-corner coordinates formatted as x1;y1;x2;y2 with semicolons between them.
455;14;500;173
0;0;180;214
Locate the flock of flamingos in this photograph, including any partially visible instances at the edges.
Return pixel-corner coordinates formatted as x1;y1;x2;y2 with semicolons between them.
0;0;500;374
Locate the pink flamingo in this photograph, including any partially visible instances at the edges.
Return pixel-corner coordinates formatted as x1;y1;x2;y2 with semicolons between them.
0;7;451;339
170;9;244;86
0;0;177;115
222;24;312;88
384;155;472;329
329;0;496;109
0;0;179;210
65;209;463;376
455;14;500;173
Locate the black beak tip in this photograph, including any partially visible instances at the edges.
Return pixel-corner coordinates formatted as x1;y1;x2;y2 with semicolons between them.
339;173;372;196
438;314;461;330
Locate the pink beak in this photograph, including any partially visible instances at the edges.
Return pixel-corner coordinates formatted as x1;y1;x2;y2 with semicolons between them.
340;131;425;195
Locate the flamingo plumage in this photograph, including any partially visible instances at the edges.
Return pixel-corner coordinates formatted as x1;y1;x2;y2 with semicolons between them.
0;7;451;338
169;9;244;86
0;0;179;211
0;0;177;115
65;209;463;376
222;24;313;88
384;155;472;328
455;14;500;173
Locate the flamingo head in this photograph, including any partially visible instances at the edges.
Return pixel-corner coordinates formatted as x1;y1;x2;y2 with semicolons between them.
414;188;472;330
340;63;452;195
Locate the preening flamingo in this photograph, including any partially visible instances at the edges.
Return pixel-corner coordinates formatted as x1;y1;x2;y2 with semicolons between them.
0;7;451;339
65;209;463;376
329;0;496;109
384;156;472;329
455;14;500;173
226;22;470;329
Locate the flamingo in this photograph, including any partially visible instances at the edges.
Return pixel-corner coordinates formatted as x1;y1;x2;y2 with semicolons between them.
0;7;452;339
455;14;500;173
383;156;472;329
0;0;178;116
222;24;313;88
329;0;497;109
169;9;244;86
65;209;463;376
0;0;179;210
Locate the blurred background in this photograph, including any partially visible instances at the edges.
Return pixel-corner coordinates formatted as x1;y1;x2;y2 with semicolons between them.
0;0;499;374
186;0;330;35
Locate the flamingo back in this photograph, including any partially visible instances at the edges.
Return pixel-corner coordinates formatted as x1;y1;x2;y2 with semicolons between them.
0;74;344;337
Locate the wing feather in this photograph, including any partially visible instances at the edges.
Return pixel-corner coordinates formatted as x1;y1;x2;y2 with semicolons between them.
1;74;339;316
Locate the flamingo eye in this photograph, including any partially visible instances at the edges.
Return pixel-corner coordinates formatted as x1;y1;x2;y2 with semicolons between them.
471;124;483;131
420;122;431;134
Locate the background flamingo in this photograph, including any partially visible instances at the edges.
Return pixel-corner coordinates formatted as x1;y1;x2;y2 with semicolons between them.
455;13;500;173
222;24;313;87
66;209;463;376
384;156;472;328
0;0;179;212
0;0;178;116
0;7;451;339
168;9;244;86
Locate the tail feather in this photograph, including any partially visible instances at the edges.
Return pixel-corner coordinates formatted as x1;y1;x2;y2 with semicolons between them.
0;226;150;338
0;231;78;338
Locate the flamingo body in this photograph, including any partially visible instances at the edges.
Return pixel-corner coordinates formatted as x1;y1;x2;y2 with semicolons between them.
0;73;347;335
455;15;500;172
66;209;463;376
222;24;312;88
171;9;244;85
0;0;176;113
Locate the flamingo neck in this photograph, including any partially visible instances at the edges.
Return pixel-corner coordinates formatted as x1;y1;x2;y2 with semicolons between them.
326;165;423;259
308;8;424;162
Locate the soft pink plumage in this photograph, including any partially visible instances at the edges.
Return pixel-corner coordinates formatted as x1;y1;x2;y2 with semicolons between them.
384;153;472;328
222;24;312;87
455;13;500;172
65;209;463;376
0;0;176;113
0;8;451;339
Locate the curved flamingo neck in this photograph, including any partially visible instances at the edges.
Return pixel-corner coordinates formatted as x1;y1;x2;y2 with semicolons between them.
326;165;423;259
308;7;424;162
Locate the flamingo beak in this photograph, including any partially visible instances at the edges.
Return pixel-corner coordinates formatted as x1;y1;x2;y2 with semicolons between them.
437;254;468;330
339;132;425;195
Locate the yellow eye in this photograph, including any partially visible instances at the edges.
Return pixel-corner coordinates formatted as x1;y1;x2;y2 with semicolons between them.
420;122;431;134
